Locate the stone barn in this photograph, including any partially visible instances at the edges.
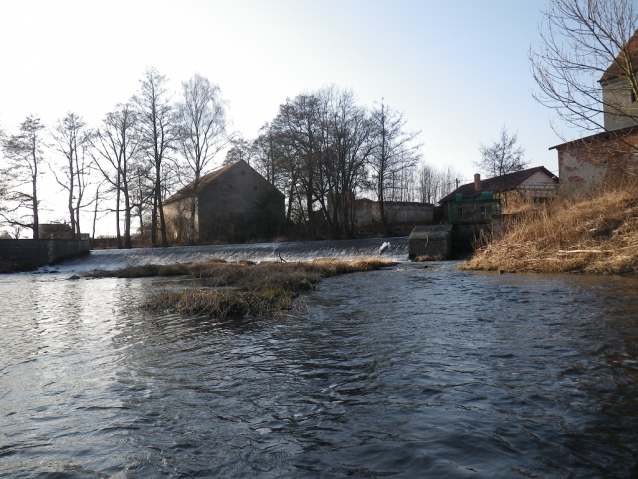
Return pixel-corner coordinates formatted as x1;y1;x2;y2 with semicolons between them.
164;160;286;243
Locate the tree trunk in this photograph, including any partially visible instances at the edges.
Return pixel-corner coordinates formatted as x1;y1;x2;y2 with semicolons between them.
151;190;158;246
115;174;122;248
123;186;132;249
32;174;39;240
188;177;199;246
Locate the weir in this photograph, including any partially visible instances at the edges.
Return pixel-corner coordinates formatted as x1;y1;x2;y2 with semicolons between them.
52;237;410;272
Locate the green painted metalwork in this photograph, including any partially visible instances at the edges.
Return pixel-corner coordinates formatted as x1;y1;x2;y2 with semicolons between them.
448;194;501;224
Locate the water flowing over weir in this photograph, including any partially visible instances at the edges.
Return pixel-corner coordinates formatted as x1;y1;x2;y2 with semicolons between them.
3;242;638;477
52;237;409;272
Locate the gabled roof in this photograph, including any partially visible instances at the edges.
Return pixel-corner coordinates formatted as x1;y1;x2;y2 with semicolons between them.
164;159;282;205
600;29;638;83
165;161;237;204
438;166;558;204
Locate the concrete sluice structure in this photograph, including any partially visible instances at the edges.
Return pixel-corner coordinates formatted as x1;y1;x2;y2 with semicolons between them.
408;225;453;259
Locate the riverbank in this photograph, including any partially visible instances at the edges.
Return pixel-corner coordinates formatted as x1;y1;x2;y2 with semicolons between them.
461;184;638;274
85;257;396;317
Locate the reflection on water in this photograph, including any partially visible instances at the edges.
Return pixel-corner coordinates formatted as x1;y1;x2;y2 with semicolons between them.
1;260;638;477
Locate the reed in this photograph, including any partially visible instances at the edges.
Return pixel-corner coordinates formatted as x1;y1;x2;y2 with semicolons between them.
461;179;638;274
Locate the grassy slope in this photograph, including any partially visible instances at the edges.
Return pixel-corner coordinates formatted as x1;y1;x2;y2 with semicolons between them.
460;186;638;274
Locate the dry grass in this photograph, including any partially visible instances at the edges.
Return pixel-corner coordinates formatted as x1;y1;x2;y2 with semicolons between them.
87;257;395;318
461;181;638;274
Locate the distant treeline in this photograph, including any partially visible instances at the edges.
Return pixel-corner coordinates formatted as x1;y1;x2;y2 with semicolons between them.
0;69;460;246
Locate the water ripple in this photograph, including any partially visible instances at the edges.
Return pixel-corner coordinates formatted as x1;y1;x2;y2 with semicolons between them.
1;263;638;477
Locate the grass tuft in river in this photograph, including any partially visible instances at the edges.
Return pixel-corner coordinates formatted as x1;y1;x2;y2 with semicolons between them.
86;257;395;318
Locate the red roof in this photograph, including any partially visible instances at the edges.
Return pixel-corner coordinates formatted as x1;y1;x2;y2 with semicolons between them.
600;29;638;83
438;166;558;204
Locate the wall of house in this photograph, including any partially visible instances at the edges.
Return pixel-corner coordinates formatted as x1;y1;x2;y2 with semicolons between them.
515;171;559;198
602;77;638;130
557;131;638;189
197;165;285;242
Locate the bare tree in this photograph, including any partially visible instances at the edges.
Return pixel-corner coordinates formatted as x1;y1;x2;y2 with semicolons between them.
368;100;421;234
175;74;228;245
50;112;94;239
91;103;140;248
477;127;528;178
318;87;372;237
129;160;155;240
530;0;638;136
1;116;46;238
417;161;461;203
133;67;176;247
252;123;300;223
269;94;324;235
224;136;253;166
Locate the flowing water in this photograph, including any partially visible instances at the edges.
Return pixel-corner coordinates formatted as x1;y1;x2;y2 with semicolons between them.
1;239;638;478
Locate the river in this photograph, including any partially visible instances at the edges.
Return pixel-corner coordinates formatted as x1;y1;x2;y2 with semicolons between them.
1;238;637;478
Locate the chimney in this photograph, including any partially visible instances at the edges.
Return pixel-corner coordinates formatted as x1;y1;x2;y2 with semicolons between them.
474;173;481;191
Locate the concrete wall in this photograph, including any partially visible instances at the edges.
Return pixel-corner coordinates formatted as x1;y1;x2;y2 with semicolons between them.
0;239;90;268
354;200;434;227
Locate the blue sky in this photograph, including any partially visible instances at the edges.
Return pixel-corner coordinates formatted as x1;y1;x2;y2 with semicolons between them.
0;1;568;232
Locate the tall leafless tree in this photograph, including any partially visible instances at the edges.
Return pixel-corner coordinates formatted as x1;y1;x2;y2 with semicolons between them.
477;127;528;178
317;87;372;237
176;74;228;245
224;136;253;166
50;112;94;239
91;103;140;248
0;116;46;238
417;161;461;204
133;67;176;247
530;0;638;136
368;100;421;234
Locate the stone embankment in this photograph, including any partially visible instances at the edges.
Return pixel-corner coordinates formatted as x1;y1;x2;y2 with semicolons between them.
0;239;90;272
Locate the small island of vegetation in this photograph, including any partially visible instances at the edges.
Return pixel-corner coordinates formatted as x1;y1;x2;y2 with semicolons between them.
86;257;395;318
